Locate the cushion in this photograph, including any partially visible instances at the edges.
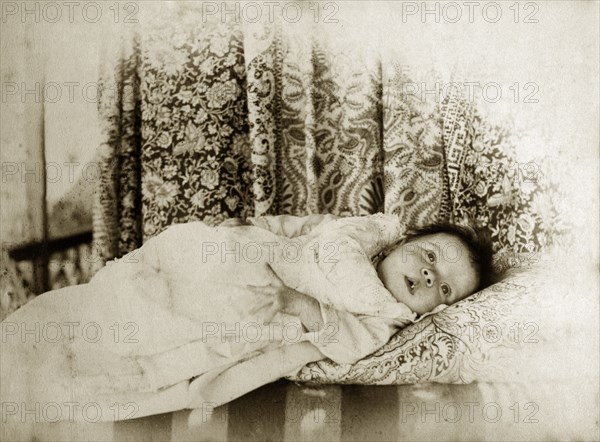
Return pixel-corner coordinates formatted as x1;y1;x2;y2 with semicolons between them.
288;260;571;385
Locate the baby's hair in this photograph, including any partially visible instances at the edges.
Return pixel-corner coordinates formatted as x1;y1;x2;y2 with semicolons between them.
403;222;501;293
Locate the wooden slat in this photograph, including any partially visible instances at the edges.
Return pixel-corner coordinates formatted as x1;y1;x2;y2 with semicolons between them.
113;412;172;441
226;379;288;441
394;383;484;441
32;420;114;442
171;406;229;441
13;382;585;441
341;385;400;441
8;230;92;261
283;383;342;442
21;18;49;294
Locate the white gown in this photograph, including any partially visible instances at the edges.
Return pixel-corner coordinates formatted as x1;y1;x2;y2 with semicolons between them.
0;214;417;423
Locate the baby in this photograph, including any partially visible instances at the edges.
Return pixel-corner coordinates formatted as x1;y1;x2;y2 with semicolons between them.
225;213;496;337
1;213;497;422
182;213;497;409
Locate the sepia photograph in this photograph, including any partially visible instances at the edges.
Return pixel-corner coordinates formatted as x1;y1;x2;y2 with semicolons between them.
1;1;598;440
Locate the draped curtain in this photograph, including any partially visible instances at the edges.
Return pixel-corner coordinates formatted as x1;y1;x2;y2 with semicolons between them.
92;3;560;272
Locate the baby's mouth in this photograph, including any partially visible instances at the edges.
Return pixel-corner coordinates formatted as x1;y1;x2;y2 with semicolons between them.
404;276;416;295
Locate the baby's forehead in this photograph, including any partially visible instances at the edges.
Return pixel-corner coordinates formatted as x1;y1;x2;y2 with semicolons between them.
408;232;466;247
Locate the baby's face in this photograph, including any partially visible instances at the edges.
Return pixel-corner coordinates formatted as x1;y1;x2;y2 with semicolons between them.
376;233;479;315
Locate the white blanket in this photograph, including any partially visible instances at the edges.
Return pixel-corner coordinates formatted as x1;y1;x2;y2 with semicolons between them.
0;214;416;423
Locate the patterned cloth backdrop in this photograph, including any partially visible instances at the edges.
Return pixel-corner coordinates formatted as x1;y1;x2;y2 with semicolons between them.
92;5;459;265
90;3;566;386
92;5;563;269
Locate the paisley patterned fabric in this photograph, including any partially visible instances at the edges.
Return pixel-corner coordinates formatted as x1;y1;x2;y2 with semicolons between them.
92;3;564;386
382;60;451;224
291;264;555;384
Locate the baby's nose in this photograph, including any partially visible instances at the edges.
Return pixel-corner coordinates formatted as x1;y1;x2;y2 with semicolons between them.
421;268;435;287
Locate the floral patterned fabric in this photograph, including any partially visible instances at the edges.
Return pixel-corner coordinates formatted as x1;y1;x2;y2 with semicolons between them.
93;6;453;263
450;106;567;270
93;3;563;385
93;11;254;269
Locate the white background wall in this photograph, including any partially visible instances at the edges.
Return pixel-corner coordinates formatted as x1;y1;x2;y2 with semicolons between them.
1;1;127;243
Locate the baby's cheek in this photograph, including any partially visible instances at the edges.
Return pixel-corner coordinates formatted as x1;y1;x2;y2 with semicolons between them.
379;267;394;289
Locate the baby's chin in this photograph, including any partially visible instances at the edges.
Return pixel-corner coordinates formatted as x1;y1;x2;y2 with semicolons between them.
383;283;410;305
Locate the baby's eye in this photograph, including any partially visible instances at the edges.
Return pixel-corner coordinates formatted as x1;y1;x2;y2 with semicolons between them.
441;283;451;296
426;251;436;263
